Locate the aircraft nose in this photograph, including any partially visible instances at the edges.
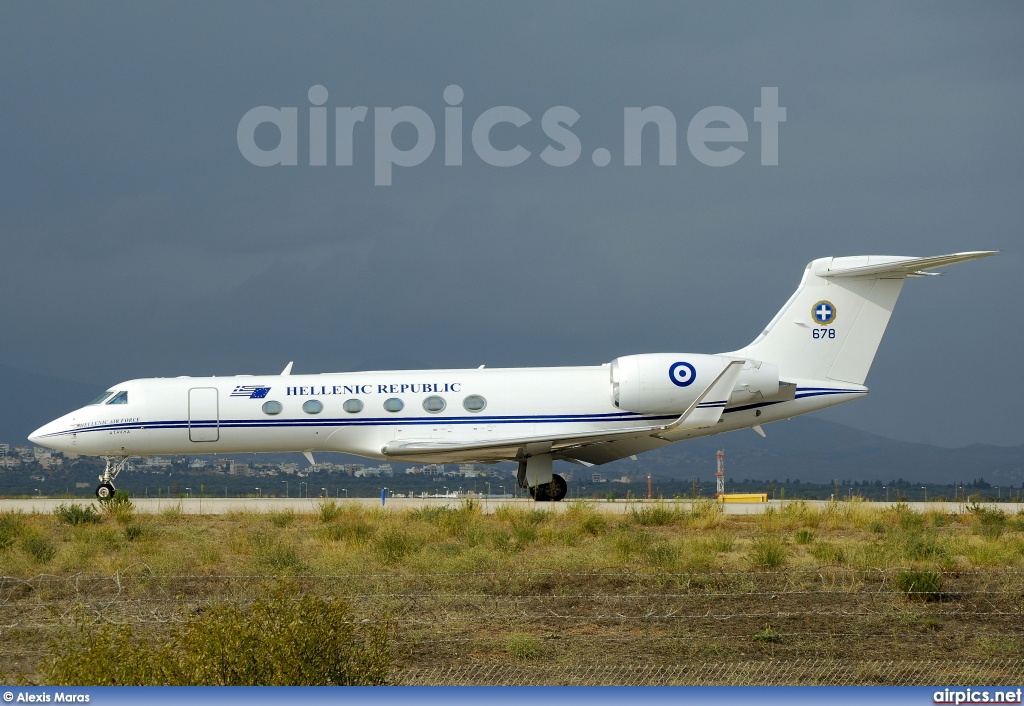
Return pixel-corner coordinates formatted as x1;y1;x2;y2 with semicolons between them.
28;421;59;448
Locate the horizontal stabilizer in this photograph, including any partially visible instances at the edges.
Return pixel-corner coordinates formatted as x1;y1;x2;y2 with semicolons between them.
822;251;997;279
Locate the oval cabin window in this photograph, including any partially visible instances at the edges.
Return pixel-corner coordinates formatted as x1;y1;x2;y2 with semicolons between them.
262;400;283;415
463;395;487;412
343;398;364;413
422;396;446;413
383;398;404;413
302;400;323;415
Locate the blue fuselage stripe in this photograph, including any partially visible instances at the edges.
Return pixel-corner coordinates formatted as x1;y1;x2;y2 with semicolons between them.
43;388;865;438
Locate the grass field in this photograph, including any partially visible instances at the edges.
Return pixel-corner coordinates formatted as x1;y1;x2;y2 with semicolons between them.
2;498;1023;685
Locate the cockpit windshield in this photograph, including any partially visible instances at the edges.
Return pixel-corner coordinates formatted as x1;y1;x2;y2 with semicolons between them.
89;391;115;405
106;391;129;405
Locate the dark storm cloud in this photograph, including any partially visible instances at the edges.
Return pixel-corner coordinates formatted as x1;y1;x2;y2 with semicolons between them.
0;1;1021;447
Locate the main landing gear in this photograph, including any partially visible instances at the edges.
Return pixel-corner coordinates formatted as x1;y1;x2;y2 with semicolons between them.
96;457;129;499
517;453;568;502
530;474;568;502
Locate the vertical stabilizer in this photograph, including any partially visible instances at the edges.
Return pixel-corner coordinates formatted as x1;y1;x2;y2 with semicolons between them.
727;252;995;385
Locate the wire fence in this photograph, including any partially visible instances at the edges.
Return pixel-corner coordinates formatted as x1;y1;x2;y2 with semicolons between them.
395;660;1024;686
3;570;1023;685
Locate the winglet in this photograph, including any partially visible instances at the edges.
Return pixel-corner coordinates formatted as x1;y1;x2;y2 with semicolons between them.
281;361;294;376
303;451;315;466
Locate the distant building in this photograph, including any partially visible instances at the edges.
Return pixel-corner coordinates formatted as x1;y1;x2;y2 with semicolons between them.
591;473;607;483
0;443;9;456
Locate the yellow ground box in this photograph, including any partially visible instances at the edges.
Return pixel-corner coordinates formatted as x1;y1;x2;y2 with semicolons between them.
717;493;768;503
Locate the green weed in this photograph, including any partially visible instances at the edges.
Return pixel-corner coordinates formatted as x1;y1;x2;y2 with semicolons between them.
896;570;943;601
505;633;545;660
749;536;787;569
752;624;782;643
794;528;815;545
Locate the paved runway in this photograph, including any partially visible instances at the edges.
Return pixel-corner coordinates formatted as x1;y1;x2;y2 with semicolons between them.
0;496;1019;515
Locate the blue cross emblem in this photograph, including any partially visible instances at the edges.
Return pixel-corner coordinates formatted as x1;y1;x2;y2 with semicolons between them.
812;300;836;325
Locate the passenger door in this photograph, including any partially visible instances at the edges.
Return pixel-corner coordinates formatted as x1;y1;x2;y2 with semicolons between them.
188;387;219;442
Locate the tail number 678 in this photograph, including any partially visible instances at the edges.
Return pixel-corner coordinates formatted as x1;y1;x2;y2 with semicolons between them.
812;328;836;339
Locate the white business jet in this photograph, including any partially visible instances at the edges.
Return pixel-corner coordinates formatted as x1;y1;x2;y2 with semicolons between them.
30;251;995;500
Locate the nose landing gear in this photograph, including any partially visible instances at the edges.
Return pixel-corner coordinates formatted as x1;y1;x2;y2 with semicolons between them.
96;457;129;499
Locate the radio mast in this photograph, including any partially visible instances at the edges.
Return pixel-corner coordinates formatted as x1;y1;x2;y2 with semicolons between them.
715;450;725;499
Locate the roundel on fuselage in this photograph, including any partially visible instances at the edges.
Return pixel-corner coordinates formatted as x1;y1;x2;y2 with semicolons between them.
668;361;696;387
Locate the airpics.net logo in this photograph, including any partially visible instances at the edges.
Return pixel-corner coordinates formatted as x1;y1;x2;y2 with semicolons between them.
237;85;786;185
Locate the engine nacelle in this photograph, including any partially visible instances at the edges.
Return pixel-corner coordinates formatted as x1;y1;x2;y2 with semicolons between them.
728;359;780;406
610;353;779;414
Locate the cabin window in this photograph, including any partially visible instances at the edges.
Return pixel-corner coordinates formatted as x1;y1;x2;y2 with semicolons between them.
106;391;128;405
89;391;114;405
463;394;486;412
383;398;404;413
262;400;283;415
302;399;323;415
422;396;446;413
343;398;364;413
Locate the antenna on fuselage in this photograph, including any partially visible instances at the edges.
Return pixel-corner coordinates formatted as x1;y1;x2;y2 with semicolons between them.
281;361;294;376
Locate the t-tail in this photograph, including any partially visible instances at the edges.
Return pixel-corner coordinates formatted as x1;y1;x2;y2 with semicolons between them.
729;251;997;385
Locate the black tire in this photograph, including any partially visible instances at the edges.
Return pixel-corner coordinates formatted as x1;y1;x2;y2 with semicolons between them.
531;484;552;502
549;473;568;502
96;483;115;499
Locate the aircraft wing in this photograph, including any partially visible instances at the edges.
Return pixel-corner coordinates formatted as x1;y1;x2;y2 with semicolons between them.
380;360;744;464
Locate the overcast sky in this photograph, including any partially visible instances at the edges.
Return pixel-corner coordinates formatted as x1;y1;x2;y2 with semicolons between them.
1;2;1021;447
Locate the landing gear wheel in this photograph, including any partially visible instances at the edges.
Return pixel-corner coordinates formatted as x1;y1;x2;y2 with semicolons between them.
530;475;567;502
531;484;552;502
549;473;567;502
96;483;115;499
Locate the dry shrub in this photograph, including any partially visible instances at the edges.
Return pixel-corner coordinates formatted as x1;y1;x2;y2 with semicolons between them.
99;490;136;524
970;504;1007;540
268;509;297;528
780;500;820;529
632;504;681;527
684;499;724;530
374;528;424;564
317;499;342;523
21;533;56;563
0;512;26;548
249;531;304;572
809;541;847;565
53;503;103;526
44;590;391;685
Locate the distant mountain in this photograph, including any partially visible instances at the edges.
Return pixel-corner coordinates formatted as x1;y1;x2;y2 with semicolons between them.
627;416;1024;487
0;365;99;444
